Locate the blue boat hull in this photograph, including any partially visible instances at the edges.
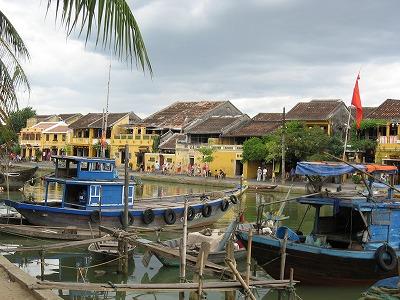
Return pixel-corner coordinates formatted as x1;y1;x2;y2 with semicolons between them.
237;231;398;285
5;188;245;229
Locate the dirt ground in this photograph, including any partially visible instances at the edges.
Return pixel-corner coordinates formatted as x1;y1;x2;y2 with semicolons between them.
0;267;38;300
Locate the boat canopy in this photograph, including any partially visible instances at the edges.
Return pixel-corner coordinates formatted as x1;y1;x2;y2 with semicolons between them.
295;162;397;176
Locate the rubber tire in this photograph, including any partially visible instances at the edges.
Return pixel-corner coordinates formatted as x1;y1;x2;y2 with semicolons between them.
29;178;35;186
220;199;229;212
230;195;238;204
90;211;100;223
119;211;134;226
164;209;176;225
142;209;155;225
187;206;195;221
375;244;397;271
200;194;209;201
202;204;212;218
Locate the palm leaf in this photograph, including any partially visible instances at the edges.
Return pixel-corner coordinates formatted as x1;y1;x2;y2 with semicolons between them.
47;0;152;75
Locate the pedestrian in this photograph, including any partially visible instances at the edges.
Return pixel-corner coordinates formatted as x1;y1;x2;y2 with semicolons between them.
257;167;262;181
262;167;267;181
290;167;296;182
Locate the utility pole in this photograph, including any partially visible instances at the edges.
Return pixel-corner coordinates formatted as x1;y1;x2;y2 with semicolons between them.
281;107;286;184
101;58;111;158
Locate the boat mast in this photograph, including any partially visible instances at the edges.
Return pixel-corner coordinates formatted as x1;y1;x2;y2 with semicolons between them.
342;105;352;161
101;56;111;158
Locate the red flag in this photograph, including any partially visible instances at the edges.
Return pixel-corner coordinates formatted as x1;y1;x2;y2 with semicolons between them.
351;74;363;129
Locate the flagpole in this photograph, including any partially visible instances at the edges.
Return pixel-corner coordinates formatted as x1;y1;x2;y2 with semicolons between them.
342;105;352;161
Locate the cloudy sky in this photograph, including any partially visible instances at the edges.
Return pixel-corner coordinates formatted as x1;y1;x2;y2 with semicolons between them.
2;0;400;118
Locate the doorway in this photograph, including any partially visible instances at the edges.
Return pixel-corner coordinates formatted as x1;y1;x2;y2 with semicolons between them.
235;160;243;176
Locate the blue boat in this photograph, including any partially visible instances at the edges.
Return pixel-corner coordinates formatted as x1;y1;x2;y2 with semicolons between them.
237;161;400;285
5;156;246;229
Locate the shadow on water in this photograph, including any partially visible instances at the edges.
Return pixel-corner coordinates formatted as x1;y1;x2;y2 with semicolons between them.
0;180;367;299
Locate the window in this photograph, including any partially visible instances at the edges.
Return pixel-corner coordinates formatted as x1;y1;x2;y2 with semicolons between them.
62;134;66;141
103;163;112;172
53;134;58;141
80;162;89;171
122;186;134;204
46;134;49;141
89;185;101;205
90;162;102;171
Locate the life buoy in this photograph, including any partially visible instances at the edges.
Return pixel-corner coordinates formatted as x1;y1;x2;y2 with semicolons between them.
164;209;176;225
230;195;238;204
119;211;134;226
90;211;100;223
375;244;397;271
142;209;155;225
202;204;212;217
187;206;195;221
220;199;229;212
29;178;35;186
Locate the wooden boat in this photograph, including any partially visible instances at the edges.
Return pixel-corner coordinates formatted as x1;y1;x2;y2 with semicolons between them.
237;161;400;285
0;224;96;240
88;240;135;261
5;155;246;229
153;221;247;267
0;165;38;191
361;276;400;299
249;184;277;191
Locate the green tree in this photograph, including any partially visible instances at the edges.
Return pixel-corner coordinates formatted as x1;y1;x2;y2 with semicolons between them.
198;146;214;163
7;107;36;133
0;1;152;123
242;137;267;162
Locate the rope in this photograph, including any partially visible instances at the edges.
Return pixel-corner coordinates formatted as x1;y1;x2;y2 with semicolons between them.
259;255;282;267
32;255;124;270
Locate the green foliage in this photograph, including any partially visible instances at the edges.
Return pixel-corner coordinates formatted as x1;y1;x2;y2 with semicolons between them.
353;119;387;130
242;137;266;162
352;174;362;184
7;107;36;133
198;146;214;163
0;125;17;144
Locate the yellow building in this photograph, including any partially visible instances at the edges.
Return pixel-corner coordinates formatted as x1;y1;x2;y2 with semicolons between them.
286;99;349;136
19;121;71;160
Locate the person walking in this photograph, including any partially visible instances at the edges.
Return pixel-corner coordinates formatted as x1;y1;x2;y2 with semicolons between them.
262;167;267;181
257;167;262;182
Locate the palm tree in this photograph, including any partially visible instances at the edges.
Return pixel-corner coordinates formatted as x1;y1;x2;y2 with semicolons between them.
0;0;152;123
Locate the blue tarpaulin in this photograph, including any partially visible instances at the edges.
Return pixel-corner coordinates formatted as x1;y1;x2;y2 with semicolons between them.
295;162;366;176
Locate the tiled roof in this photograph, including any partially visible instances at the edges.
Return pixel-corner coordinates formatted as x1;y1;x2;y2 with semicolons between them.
350;106;376;119
69;112;130;129
185;115;247;134
58;113;81;122
35;115;56;122
32;122;59;130
286;100;344;120
143;101;225;129
224;120;280;137
367;99;400;120
253;113;282;122
159;133;185;150
44;124;70;133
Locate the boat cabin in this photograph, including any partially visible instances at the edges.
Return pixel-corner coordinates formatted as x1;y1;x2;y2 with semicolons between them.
294;162;400;251
44;156;134;210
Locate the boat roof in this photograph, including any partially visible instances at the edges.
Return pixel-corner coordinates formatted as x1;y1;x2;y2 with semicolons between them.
51;155;115;163
298;196;400;210
295;161;397;176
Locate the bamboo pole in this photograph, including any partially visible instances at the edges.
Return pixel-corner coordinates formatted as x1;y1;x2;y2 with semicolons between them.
225;259;256;300
190;242;210;300
180;199;189;281
280;230;288;280
123;144;129;230
245;229;253;287
40;251;45;281
225;240;236;300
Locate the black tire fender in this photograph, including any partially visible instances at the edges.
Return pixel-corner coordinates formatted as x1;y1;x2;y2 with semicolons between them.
164;209;176;225
29;178;36;186
187;206;195;221
220;199;229;212
90;211;100;223
142;209;155;225
202;204;212;218
230;195;238;204
375;244;397;271
119;211;134;226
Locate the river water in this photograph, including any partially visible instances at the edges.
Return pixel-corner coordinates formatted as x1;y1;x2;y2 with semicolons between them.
0;180;366;299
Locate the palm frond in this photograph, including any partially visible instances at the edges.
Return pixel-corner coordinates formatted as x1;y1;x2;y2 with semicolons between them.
0;10;30;61
0;58;19;123
47;0;152;75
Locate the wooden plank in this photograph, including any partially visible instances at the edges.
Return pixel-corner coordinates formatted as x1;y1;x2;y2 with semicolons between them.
34;279;295;292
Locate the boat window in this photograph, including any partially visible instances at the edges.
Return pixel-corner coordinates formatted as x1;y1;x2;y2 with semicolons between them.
103;163;112;172
58;159;66;168
90;162;102;171
122;186;134;204
90;185;101;205
80;162;89;171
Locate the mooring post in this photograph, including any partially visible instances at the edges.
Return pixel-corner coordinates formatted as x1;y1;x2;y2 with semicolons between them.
225;240;236;300
123;144;129;230
245;229;253;299
289;268;295;300
189;242;210;300
225;259;256;300
280;229;288;280
179;199;189;300
40;250;45;281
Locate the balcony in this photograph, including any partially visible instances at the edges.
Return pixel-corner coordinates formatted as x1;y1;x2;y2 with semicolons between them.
70;137;90;145
112;134;155;146
176;142;243;152
20;139;41;147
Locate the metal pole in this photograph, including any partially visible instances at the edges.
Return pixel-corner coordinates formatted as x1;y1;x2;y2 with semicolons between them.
123;144;129;230
342;105;352;161
281;107;286;184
